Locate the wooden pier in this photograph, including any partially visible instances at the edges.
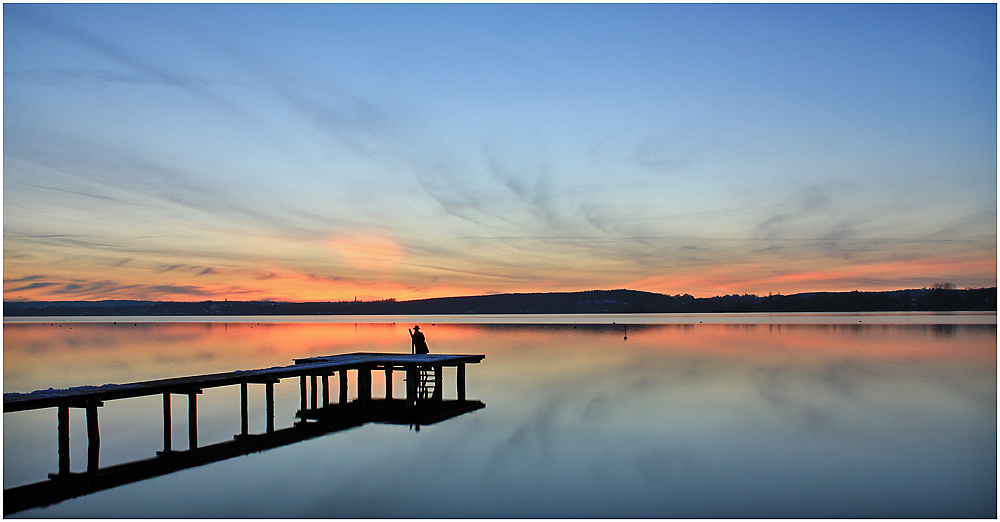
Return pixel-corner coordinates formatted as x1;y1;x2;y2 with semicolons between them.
3;352;485;515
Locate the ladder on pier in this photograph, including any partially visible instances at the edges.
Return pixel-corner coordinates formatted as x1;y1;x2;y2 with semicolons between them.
404;367;436;400
417;369;435;400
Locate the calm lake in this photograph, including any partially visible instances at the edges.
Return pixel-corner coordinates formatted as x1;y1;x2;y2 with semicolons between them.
4;314;996;518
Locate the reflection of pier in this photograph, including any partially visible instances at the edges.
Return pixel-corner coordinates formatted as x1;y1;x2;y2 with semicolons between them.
3;353;485;515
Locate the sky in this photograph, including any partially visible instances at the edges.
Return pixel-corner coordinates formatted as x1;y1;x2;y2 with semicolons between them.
3;3;997;302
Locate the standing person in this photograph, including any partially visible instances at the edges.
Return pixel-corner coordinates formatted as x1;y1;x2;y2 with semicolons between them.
409;325;429;354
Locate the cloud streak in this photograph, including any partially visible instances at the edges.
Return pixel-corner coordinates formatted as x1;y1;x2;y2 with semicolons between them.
5;5;243;113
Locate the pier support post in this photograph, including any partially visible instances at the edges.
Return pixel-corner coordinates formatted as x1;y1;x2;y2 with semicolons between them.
339;370;348;404
57;405;70;475
322;374;330;406
188;391;200;450
86;403;101;473
240;382;249;436
310;375;318;410
299;375;307;411
457;363;466;401
265;381;275;434
358;368;371;401
163;393;171;453
406;367;417;403
385;369;393;399
433;366;443;401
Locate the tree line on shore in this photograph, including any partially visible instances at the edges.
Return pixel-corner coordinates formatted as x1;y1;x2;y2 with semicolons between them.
3;287;996;316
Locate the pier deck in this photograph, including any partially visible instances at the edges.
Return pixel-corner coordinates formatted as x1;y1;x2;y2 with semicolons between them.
4;352;485;412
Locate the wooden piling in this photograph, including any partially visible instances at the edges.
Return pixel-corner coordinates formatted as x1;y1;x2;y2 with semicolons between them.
299;375;307;411
310;375;318;410
265;381;275;434
385;369;393;399
433;366;443;401
457;363;466;401
188;392;199;450
358;368;371;401
57;406;69;475
406;368;418;403
339;370;348;404
240;382;249;436
163;393;171;452
86;403;101;472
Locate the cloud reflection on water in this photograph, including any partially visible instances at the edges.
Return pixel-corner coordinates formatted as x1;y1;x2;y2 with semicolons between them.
3;320;996;517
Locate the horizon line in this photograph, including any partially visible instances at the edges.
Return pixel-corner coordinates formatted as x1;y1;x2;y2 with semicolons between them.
4;286;995;304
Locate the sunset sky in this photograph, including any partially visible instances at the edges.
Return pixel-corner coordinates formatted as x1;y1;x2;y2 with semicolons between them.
4;3;996;302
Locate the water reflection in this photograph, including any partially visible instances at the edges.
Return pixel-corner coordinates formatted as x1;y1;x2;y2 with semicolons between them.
4;319;996;518
5;397;484;515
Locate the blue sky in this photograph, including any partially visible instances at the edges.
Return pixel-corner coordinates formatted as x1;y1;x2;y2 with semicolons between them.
4;3;996;301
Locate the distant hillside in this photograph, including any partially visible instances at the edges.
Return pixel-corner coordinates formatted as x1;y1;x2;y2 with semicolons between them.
3;287;995;316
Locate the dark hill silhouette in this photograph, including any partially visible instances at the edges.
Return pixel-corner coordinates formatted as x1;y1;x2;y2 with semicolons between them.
3;287;995;316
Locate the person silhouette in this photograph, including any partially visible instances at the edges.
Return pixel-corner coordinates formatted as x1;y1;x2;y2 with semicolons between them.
409;325;429;354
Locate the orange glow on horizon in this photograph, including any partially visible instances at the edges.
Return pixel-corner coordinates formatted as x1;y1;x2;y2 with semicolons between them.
3;252;995;302
634;256;997;297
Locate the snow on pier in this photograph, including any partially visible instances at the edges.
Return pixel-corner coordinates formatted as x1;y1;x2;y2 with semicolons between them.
4;352;485;412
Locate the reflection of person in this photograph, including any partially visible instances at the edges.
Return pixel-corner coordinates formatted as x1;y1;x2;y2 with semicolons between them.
409;325;429;354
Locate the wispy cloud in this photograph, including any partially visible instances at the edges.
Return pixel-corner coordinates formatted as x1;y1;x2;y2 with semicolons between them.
1;274;222;301
278;87;395;160
4;5;242;113
6;282;60;293
3;275;46;284
5;67;218;88
5;132;352;246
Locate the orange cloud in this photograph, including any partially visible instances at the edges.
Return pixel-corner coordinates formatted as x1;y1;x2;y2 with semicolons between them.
1;266;487;303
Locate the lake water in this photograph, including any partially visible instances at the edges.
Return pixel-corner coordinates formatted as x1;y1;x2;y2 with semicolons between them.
4;314;996;518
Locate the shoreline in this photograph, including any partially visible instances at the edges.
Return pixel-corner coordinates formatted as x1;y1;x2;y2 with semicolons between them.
4;311;996;325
